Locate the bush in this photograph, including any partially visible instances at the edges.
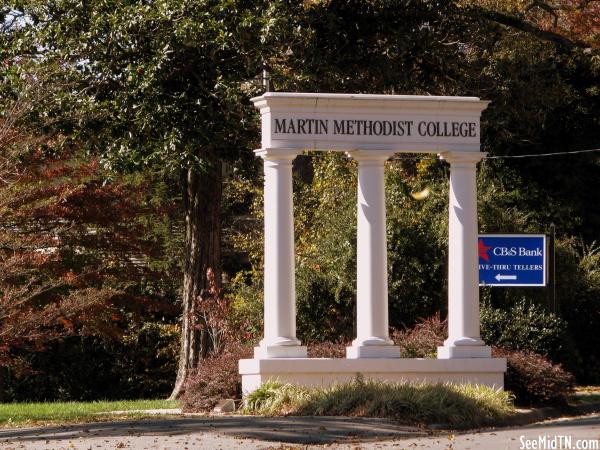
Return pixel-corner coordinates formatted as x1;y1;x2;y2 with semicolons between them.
390;314;576;406
181;343;253;412
242;378;515;428
111;322;180;398
184;314;573;412
391;314;446;358
227;270;264;343
480;299;569;363
4;322;179;402
296;267;354;344
555;240;600;383
493;348;575;406
307;341;347;358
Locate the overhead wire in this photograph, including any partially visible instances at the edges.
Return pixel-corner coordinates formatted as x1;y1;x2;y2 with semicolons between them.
270;148;600;161
484;148;600;159
386;148;600;161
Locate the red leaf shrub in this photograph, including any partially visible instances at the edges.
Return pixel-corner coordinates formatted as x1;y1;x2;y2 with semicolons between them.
493;348;575;406
181;341;347;412
307;341;347;358
181;343;253;412
391;314;446;358
181;316;575;411
390;315;575;406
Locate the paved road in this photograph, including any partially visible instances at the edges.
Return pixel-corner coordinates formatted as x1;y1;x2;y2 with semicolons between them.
0;413;598;449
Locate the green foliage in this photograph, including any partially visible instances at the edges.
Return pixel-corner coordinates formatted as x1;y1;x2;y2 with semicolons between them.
295;153;357;285
293;154;451;336
268;0;483;95
386;160;449;326
4;0;600;399
477;161;534;234
480;298;569;362
243;380;308;416
113;322;180;397
5;323;179;402
296;266;355;344
294;154;358;342
3;0;278;172
554;239;600;383
243;379;515;428
226;271;263;343
220;167;265;342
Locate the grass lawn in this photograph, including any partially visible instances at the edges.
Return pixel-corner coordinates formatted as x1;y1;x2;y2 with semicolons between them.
0;399;179;427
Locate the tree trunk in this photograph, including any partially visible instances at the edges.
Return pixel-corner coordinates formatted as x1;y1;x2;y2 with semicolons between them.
169;158;222;400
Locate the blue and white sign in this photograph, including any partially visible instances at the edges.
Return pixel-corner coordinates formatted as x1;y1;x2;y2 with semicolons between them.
478;234;547;286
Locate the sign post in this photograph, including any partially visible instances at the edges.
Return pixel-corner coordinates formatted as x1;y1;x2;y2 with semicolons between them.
478;234;547;287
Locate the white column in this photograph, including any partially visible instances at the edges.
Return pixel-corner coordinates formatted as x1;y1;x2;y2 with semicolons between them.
438;151;491;359
346;151;400;358
254;148;307;358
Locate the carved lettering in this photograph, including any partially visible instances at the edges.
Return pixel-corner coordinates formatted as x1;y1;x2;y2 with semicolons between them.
275;117;476;139
274;118;287;134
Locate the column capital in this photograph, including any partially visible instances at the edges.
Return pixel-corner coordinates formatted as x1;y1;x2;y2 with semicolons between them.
345;150;396;164
254;148;302;162
439;151;487;167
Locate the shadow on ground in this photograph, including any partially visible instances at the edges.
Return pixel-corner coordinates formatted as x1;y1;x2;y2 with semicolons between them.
0;416;428;445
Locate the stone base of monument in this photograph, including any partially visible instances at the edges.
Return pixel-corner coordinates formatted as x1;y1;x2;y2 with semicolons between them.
239;357;507;394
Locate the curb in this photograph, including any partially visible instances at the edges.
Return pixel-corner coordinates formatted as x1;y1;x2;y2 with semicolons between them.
114;403;600;429
500;402;600;427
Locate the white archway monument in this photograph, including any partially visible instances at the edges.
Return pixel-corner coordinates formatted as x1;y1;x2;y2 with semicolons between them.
239;93;506;393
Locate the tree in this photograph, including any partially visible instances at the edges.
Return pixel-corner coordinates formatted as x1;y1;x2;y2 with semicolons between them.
0;55;184;400
463;0;599;51
0;130;181;401
2;0;288;398
273;0;599;237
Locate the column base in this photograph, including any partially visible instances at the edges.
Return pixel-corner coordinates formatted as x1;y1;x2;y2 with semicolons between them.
437;345;491;359
240;357;507;394
254;345;307;359
346;345;401;359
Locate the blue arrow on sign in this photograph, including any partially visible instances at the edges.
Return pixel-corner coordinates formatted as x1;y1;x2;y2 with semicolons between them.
478;234;547;287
